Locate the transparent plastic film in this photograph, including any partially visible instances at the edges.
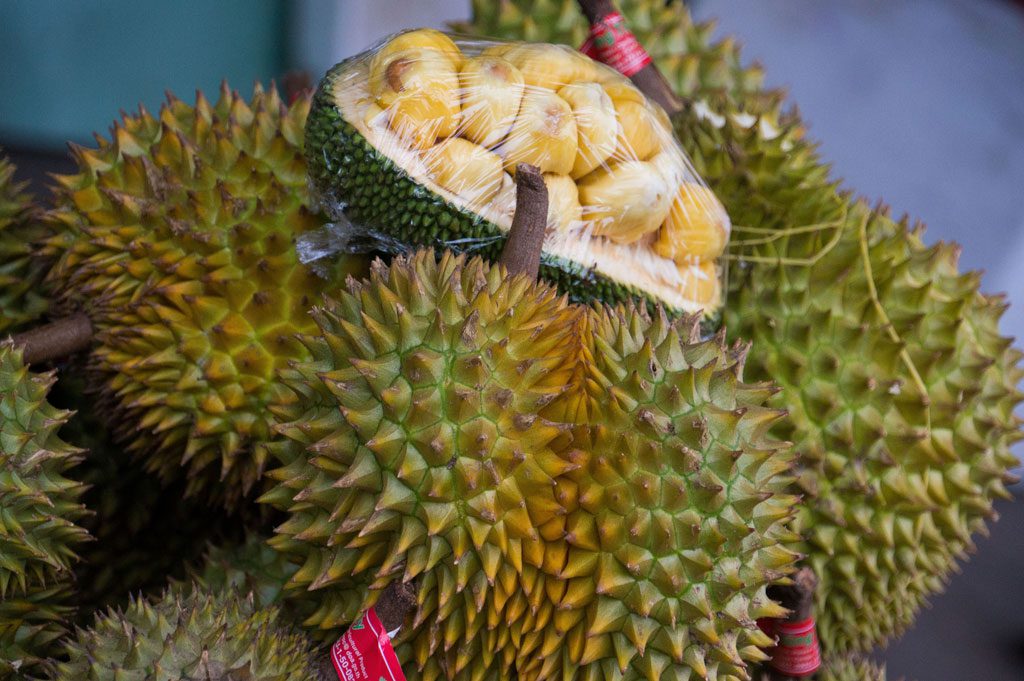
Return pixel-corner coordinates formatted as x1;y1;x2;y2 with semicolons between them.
305;28;729;317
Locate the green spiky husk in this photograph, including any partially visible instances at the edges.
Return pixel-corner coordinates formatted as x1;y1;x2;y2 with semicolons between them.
0;154;50;332
816;654;892;681
263;250;798;680
53;587;318;681
304;64;717;327
0;346;90;679
672;103;1023;652
454;0;784;114
186;533;314;627
44;83;369;509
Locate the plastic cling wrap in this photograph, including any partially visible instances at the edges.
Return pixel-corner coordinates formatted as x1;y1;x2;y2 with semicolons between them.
304;28;730;318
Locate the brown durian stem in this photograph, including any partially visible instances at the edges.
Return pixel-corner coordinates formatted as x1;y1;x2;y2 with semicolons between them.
499;163;548;281
765;567;819;680
575;0;685;115
10;312;94;365
315;580;418;681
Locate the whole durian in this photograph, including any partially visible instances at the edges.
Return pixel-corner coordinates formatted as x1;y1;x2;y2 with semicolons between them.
53;586;319;681
0;154;50;332
0;345;90;679
44;83;369;508
262;250;799;680
671;100;1023;653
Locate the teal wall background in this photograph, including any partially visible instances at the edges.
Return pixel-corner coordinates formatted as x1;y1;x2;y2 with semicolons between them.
0;0;287;149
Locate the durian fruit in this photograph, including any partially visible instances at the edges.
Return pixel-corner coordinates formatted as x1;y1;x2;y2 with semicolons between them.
0;154;50;332
262;250;579;678
543;172;582;231
53;587;318;681
655;182;731;262
816;654;892;681
307;34;720;319
500;87;578;175
673;105;1023;651
44;83;369;509
558;82;619;178
455;0;784;114
514;305;798;681
0;345;90;679
459;55;526;148
262;250;801;680
578;159;673;243
423;137;505;209
370;48;462;150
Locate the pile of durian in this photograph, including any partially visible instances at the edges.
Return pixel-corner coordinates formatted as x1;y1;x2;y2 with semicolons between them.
0;2;1019;681
311;29;728;319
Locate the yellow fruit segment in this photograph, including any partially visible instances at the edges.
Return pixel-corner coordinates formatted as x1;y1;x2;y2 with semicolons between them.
423;138;504;209
370;50;461;150
558;83;619;179
501;89;578;175
496;43;597;90
459;56;526;149
677;260;721;307
542;173;582;232
655;183;730;262
578;160;673;244
371;28;463;71
611;100;663;162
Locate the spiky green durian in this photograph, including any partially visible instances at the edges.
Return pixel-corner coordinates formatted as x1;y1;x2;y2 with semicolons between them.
0;154;50;332
670;105;1023;652
816;654;891;681
454;0;783;113
513;304;799;681
44;83;369;508
53;586;319;681
263;250;800;680
0;345;90;679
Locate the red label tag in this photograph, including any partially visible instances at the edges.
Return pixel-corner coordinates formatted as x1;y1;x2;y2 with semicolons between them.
579;11;653;77
330;608;406;681
762;617;821;676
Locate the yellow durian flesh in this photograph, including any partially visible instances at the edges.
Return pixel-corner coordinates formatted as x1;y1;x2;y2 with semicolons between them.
558;82;620;179
500;88;578;175
611;99;664;162
423;138;504;209
370;28;463;72
370;50;461;150
458;56;526;149
496;42;597;90
578;159;673;243
677;259;721;307
542;173;582;232
654;183;730;262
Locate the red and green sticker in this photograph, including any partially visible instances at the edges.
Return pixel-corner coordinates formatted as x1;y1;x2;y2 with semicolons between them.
579;11;653;77
330;608;405;681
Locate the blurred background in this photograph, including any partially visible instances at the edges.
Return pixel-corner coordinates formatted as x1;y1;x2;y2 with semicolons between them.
1;1;1021;679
